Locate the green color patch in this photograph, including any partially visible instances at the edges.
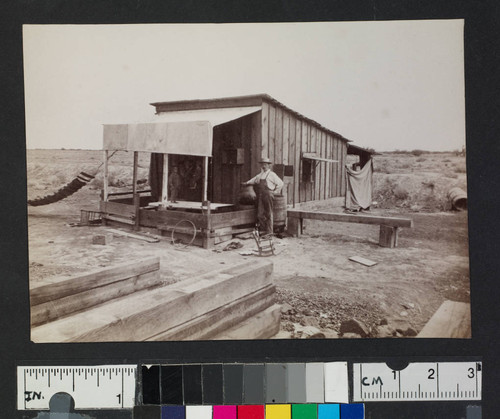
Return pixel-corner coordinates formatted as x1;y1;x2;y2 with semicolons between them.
292;404;317;419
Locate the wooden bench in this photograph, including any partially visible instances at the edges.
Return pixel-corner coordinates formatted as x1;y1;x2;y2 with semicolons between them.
418;300;471;338
287;210;413;248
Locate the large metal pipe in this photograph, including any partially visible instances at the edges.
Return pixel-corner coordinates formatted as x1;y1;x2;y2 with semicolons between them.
448;187;467;210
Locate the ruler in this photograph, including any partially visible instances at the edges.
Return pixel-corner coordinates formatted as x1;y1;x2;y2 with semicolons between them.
353;362;482;402
17;365;137;410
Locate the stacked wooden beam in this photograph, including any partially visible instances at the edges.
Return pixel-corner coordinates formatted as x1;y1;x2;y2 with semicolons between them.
30;257;162;328
31;259;279;342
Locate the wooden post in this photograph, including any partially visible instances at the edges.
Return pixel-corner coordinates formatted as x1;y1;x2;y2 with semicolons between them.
103;150;109;202
161;154;169;206
297;160;300;207
132;151;140;231
202;201;215;249
102;150;109;226
379;225;399;248
287;217;301;237
203;156;209;202
345;165;349;208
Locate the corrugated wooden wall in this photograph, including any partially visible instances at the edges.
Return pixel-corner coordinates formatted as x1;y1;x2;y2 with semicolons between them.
259;101;347;205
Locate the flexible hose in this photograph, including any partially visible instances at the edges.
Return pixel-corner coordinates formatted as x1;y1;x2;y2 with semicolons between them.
27;151;119;206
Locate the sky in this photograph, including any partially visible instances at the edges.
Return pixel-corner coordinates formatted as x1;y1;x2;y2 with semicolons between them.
23;21;465;152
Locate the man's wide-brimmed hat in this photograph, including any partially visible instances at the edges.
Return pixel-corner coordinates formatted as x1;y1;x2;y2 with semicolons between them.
259;157;272;164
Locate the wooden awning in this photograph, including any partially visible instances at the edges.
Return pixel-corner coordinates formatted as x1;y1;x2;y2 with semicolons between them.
103;121;213;156
103;106;261;157
302;152;339;163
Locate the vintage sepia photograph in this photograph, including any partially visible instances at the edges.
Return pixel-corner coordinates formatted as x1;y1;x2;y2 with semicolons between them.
24;21;469;343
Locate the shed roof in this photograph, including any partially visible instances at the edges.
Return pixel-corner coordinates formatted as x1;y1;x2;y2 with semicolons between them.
347;143;376;156
151;94;351;143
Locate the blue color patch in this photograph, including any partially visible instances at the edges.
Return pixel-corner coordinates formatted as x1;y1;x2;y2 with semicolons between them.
318;404;340;419
162;405;186;419
340;404;364;419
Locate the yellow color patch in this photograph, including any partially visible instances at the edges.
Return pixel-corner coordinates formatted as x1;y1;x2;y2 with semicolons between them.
266;404;291;419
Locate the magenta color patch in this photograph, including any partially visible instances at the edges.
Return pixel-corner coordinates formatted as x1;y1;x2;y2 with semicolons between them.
213;405;237;419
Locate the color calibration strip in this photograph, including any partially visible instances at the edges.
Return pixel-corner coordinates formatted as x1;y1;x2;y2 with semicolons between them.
134;403;364;419
138;363;360;418
141;363;349;406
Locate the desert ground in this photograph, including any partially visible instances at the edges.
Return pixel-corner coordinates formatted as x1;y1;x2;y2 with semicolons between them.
26;149;470;339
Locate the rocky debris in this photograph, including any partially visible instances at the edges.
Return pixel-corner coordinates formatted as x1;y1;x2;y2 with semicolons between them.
401;326;418;337
373;324;397;338
275;288;421;339
300;316;320;328
293;325;325;339
342;332;362;339
372;317;417;338
339;319;370;338
280;303;294;314
281;323;337;340
276;288;381;338
322;329;339;339
307;332;326;339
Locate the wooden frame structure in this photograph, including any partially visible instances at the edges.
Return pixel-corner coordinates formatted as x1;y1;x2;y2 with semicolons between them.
99;94;372;248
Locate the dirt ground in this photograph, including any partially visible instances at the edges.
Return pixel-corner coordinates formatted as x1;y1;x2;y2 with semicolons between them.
26;149;470;339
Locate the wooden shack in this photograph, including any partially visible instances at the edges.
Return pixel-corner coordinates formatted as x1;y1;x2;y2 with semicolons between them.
100;94;370;248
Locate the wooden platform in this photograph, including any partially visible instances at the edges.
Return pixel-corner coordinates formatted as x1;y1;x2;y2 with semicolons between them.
418;300;471;338
147;201;235;211
31;259;279;342
287;209;413;248
100;200;256;248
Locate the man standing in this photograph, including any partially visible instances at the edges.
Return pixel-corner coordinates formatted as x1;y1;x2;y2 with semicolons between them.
243;158;284;235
